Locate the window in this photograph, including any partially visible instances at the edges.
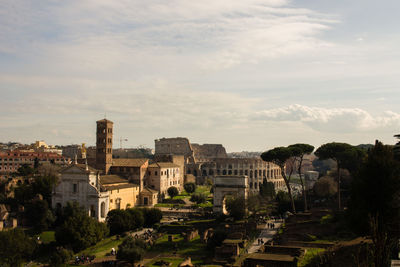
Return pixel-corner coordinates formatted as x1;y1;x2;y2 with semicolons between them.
73;184;77;193
101;202;106;218
155;171;158;176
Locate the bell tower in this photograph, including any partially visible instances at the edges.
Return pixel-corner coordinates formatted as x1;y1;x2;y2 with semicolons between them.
96;119;113;174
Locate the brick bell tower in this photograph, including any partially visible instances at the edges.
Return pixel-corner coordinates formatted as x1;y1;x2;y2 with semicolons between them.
96;119;113;174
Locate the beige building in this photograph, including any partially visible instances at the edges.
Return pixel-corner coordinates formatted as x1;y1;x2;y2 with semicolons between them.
147;162;183;198
52;163;155;222
109;158;148;191
101;175;140;210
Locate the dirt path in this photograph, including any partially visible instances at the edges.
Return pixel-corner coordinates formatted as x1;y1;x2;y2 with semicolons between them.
248;219;283;253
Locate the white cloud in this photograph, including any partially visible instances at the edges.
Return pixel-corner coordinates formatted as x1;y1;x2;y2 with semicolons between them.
253;104;400;133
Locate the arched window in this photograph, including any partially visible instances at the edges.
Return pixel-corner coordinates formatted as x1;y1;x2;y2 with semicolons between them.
228;170;232;175
101;202;106;218
250;170;253;178
222;170;227;175
209;169;214;175
234;170;238;175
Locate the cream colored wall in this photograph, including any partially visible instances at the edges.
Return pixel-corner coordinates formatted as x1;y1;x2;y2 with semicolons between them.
108;186;139;210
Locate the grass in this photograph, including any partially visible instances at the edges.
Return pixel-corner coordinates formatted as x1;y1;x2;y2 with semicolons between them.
195;185;212;196
39;231;55;244
297;248;326;267
151;234;211;261
78;235;123;258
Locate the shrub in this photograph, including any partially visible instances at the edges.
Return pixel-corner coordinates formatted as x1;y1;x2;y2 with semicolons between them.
190;193;206;204
167;186;179;199
184;183;196;194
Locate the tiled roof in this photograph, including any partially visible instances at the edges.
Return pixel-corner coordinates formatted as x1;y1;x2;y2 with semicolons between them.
103;183;139;190
61;163;99;173
148;162;180;168
112;158;148;167
100;175;127;184
141;187;158;194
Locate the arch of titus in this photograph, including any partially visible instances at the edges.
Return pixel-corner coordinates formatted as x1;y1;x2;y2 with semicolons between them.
213;175;249;213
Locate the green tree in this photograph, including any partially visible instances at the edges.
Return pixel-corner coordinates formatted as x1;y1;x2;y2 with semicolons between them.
167;186;179;199
106;209;131;235
117;236;147;266
184;182;196;194
261;147;296;213
394;134;400;160
31;175;58;205
190;193;206;204
49;247;73;267
142;208;162;227
288;143;314;211
17;164;35;177
0;229;36;267
315;142;365;210
55;203;108;252
24;199;54;232
225;195;246;220
313;176;337;198
259;179;276;200
14;183;34;205
126;208;144;230
349;141;400;266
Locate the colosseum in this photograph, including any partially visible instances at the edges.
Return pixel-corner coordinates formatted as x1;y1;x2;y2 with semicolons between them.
154;137;286;193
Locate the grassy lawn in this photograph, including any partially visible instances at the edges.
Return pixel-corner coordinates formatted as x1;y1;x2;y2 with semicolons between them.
40;231;55;244
155;203;184;208
78;235;123;258
151;234;212;263
195;185;211;196
297;248;325;267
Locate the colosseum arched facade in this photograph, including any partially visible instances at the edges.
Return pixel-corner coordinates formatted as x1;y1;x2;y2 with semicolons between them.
186;158;286;193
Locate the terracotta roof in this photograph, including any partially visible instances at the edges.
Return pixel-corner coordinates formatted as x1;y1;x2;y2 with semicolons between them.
141;187;158;194
112;158;148;167
100;175;127;184
148;162;180;168
61;163;99;173
103;183;139;190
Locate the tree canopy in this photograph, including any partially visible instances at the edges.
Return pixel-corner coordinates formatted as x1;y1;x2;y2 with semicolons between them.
55;202;108;252
167;186;179;199
117;236;148;266
315;142;366;210
0;229;36;267
261;146;296;213
348;141;400;266
184;182;196;194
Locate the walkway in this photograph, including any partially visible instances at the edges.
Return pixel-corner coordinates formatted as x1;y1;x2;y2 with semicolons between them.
248;219;283;253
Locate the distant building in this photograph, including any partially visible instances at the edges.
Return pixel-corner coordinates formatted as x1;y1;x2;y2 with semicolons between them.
52;163;144;222
154;137;286;192
0;150;70;174
147;162;183;198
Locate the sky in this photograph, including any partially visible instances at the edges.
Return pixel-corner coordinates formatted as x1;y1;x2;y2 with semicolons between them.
1;0;400;152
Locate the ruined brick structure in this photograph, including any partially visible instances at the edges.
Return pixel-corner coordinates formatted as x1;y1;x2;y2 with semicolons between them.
155;137;286;193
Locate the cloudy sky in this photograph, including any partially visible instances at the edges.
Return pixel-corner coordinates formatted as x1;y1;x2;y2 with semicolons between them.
1;0;400;152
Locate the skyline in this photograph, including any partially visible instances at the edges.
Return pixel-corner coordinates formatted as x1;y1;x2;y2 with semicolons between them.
1;0;400;151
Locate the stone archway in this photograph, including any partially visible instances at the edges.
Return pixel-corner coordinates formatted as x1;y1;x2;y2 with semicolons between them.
213;175;249;213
